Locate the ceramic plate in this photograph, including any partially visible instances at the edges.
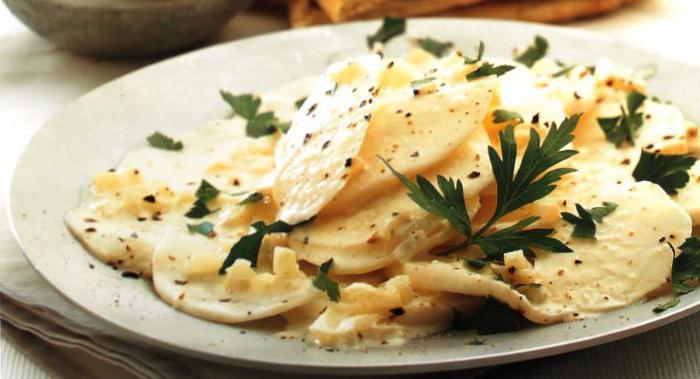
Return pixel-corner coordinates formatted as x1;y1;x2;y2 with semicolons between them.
9;19;700;375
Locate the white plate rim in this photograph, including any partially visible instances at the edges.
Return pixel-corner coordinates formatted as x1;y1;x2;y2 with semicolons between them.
9;18;700;375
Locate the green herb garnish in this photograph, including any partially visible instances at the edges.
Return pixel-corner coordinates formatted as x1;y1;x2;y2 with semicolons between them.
467;62;515;81
410;77;436;88
515;35;548;68
247;111;291;137
147;132;183;151
381;116;579;261
561;202;617;239
552;64;575;78
464;41;485;64
470;298;525;335
492;109;524;124
220;91;261;120
632;151;696;195
185;180;220;219
464;258;489;270
187;221;215;237
467;338;487;346
597;91;647;147
220;90;290;137
654;237;700;312
294;96;308;109
238;192;263;206
313;258;340;302
366;17;406;48
218;220;294;274
418;37;453;57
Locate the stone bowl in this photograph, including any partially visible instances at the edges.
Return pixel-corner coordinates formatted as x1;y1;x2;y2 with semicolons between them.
3;0;254;58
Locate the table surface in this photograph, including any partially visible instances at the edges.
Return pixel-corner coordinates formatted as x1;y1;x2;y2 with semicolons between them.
1;0;699;377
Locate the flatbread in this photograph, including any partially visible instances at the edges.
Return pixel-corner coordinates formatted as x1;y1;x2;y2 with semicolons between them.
315;0;485;22
288;0;641;27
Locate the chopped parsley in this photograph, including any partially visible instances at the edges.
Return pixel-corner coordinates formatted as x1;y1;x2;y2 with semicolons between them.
313;258;340;302
410;77;436;88
294;96;308;109
220;91;260;119
654;237;700;312
147;132;183;151
187;221;215;237
470;298;525;335
381;115;579;261
464;258;488;270
220;90;291;137
632;151;696;195
467;62;515;81
514;35;549;68
464;41;485;64
552;64;575;78
237;192;263;206
561;202;617;239
366;17;406;48
417;37;453;57
218;220;294;274
185;180;220;219
246;111;291;137
597;91;647;147
492;109;523;124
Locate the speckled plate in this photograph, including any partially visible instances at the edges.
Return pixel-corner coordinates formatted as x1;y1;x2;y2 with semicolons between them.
9;19;700;375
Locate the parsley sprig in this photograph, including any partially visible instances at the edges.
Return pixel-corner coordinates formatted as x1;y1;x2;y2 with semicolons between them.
218;220;294;274
632;151;696;195
561;202;617;239
492;109;523;124
147;132;183;151
382;116;580;261
220;90;291;137
462;41;514;81
417;37;453;57
185;180;220;218
366;17;406;48
514;35;549;68
654;237;700;312
597;91;647;147
187;221;215;237
313;259;340;302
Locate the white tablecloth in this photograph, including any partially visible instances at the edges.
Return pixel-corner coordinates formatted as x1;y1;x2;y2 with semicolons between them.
2;0;700;377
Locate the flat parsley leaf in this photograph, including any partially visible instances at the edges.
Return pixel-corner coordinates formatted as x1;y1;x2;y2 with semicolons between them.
467;62;515;81
632;151;696;195
185;180;220;218
187;221;215;237
514;35;549;68
561;202;617;239
654;237;700;312
313;258;340;302
597;91;647;147
464;258;488;270
470;298;525;335
366;17;406;48
247;111;291;137
237;192;263;206
492;109;523;124
464;41;485;64
218;220;294;274
147;132;183;151
410;77;436;88
294;96;308;109
220;90;291;137
418;37;453;57
220;91;260;120
380;157;471;236
381;116;579;261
